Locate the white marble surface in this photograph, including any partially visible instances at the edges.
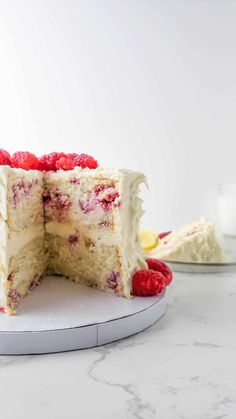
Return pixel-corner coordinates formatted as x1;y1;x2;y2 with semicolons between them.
1;272;236;419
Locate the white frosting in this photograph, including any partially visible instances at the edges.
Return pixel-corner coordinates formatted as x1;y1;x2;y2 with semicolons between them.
47;167;143;182
46;221;77;237
0;166;9;221
46;221;119;246
117;171;147;285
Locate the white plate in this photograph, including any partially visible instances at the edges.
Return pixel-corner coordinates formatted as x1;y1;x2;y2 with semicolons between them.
0;276;167;355
166;260;236;274
146;235;236;274
165;236;236;273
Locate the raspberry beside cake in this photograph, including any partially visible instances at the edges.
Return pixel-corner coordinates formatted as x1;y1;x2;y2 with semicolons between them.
0;157;147;314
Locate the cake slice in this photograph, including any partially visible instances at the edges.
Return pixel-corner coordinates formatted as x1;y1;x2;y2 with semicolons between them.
44;168;146;298
154;218;225;263
0;167;46;315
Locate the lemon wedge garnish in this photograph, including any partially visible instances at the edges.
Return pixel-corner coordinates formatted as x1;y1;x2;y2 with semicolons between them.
139;229;159;251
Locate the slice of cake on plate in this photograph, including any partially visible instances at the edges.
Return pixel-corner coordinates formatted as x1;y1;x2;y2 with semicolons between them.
0;167;46;315
153;217;225;263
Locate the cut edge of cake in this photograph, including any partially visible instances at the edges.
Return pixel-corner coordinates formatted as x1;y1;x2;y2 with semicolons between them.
0;166;147;315
44;167;147;299
0;166;46;315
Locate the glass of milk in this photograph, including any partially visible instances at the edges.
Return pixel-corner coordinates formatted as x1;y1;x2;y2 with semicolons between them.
218;183;236;236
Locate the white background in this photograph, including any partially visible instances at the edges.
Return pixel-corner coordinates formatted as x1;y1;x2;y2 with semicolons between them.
0;0;235;230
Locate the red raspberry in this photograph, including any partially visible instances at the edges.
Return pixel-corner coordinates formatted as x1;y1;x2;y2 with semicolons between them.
132;269;166;296
107;271;119;290
159;231;172;239
145;258;173;285
68;234;79;244
0;306;5;313
55;156;75;171
11;151;39;171
70;178;80;185
94;185;106;195
73;153;98;169
67;153;79;160
0;149;11;166
39;152;66;171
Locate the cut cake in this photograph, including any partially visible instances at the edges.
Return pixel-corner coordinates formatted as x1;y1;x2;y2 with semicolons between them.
0;166;146;315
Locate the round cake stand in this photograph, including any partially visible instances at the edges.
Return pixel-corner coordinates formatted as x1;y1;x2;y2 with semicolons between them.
0;276;167;355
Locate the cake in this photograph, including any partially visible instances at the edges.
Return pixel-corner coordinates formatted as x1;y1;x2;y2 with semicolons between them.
0;164;146;315
44;168;146;297
153;218;225;263
0;167;46;315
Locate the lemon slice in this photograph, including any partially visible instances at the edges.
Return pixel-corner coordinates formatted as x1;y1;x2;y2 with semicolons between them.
139;229;159;251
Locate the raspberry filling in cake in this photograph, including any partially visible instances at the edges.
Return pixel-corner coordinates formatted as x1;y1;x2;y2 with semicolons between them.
0;167;46;314
44;168;146;300
0;151;147;315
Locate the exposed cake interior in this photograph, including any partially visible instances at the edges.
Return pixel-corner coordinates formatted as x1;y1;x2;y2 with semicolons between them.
44;168;146;298
0;167;45;315
0;167;146;314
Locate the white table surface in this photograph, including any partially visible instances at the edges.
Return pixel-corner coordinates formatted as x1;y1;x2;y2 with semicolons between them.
1;271;236;419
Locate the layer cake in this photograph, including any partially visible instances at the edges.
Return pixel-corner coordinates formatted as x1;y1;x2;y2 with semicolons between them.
0;166;146;314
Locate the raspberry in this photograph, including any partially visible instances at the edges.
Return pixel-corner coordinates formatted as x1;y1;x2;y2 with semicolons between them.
39;152;65;171
132;269;166;296
38;152;98;171
70;178;80;185
79;198;97;214
12;180;34;207
107;271;119;290
0;307;5;313
94;185;119;211
43;187;72;221
42;190;51;204
11;151;39;170
73;153;98;169
94;184;114;195
68;234;79;244
94;185;106;195
55;156;75;171
99;191;119;211
29;274;42;290
159;231;172;239
8;289;21;305
0;149;11;166
67;153;79;160
145;258;173;285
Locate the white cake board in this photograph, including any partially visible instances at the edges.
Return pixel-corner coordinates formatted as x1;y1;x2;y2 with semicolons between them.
0;276;167;355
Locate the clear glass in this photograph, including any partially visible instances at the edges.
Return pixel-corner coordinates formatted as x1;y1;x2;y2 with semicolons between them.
218;182;236;236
